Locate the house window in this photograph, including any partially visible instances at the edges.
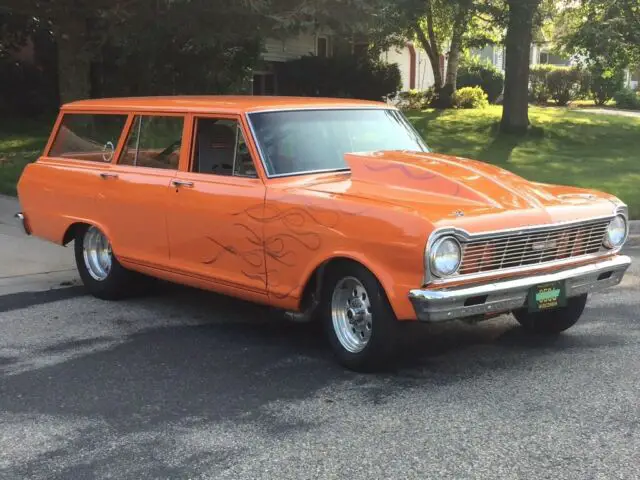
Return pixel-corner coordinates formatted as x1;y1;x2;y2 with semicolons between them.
539;52;550;64
317;36;329;58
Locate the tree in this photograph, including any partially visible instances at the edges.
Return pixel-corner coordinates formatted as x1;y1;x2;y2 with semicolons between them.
555;0;640;71
1;0;382;103
500;0;542;133
372;0;497;107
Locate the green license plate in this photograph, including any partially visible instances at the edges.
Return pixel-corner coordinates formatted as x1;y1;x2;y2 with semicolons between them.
527;281;567;313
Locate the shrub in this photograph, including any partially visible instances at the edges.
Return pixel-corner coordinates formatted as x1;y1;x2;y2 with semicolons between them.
396;88;436;111
613;88;640;110
588;65;626;106
529;64;556;104
276;54;402;101
546;67;583;106
452;86;489;109
529;65;588;106
457;60;504;104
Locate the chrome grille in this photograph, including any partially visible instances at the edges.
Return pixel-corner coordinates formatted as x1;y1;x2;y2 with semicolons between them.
459;219;611;275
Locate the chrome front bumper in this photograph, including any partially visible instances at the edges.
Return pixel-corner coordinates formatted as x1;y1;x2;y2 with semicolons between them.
409;255;631;322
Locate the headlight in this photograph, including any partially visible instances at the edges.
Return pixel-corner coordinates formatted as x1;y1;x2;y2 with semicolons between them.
430;236;462;277
603;215;628;249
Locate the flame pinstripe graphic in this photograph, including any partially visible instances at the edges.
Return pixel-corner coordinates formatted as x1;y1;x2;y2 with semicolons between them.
363;162;462;196
202;202;367;298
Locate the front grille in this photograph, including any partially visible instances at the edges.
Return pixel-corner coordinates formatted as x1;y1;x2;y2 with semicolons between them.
458;218;611;275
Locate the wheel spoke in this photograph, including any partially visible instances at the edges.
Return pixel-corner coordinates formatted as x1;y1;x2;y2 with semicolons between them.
331;277;373;354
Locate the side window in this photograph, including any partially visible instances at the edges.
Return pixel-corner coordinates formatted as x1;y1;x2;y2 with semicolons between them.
48;113;127;162
119;115;184;169
192;118;257;178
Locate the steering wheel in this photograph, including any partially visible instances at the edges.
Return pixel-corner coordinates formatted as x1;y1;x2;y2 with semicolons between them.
155;139;181;159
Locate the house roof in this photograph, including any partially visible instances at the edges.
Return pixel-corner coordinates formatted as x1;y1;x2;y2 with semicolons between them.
62;96;389;114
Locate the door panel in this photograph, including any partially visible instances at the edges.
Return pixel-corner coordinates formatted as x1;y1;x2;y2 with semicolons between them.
102;113;185;267
97;165;175;266
166;173;267;292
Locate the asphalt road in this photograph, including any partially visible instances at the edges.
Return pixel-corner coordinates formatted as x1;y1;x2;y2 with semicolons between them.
1;244;639;480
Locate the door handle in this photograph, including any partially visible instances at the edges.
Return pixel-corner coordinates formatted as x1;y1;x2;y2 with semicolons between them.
172;180;194;188
99;172;119;180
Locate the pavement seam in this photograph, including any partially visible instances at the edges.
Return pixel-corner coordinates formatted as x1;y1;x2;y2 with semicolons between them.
0;269;77;280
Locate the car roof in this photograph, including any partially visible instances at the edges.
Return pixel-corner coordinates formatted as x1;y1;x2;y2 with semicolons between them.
62;95;392;114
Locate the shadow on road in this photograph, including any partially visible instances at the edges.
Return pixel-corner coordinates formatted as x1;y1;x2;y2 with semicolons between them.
0;276;635;478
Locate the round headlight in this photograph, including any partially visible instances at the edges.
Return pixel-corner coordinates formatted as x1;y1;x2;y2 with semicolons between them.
430;237;462;277
603;215;627;249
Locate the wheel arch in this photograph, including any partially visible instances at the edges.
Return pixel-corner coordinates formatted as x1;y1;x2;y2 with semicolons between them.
60;218;114;250
297;253;403;320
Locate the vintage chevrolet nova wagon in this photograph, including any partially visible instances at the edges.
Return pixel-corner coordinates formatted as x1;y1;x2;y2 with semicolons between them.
16;96;631;371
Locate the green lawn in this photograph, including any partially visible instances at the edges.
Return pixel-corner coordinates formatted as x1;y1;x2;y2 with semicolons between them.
1;107;639;217
0;117;53;196
406;106;640;218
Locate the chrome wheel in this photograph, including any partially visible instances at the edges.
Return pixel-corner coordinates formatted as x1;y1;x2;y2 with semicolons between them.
82;226;112;281
331;276;373;353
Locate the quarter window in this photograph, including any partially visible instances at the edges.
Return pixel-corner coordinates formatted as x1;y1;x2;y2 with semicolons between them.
48;113;127;162
119;115;184;169
191;118;257;178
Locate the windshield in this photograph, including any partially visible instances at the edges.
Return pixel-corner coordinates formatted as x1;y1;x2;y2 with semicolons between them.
248;108;429;177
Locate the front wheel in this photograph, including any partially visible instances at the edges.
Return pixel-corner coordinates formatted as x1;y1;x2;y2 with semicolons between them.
74;225;136;300
321;262;398;372
513;294;588;334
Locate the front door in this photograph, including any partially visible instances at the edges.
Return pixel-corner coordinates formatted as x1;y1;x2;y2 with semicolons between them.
100;113;185;267
166;115;267;293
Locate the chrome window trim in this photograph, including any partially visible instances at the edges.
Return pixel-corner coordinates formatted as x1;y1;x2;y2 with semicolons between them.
423;205;628;286
245;107;429;179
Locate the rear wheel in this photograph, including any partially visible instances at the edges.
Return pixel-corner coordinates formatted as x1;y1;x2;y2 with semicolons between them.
74;225;136;300
322;262;398;372
513;294;588;334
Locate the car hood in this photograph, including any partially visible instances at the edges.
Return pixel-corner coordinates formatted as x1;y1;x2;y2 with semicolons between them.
302;150;621;233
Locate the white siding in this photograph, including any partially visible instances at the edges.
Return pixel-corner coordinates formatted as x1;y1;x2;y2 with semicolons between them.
415;49;435;90
262;34;321;62
380;45;435;91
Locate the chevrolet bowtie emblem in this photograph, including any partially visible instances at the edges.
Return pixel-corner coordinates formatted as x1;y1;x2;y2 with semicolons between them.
531;240;557;251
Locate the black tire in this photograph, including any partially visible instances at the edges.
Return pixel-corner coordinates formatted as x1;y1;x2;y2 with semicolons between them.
74;225;136;300
321;261;399;372
513;294;588;334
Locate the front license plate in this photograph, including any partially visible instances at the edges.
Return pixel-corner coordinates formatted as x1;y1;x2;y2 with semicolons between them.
527;281;567;313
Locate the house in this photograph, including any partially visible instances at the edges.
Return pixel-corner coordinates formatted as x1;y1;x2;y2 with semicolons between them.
253;32;436;95
471;41;572;74
474;43;639;91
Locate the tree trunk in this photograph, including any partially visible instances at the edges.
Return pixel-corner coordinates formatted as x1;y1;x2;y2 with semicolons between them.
413;24;443;90
500;0;540;134
55;17;91;103
439;2;470;108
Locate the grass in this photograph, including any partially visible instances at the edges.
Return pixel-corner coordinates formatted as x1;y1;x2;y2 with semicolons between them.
1;107;639;217
406;106;640;218
0;116;53;196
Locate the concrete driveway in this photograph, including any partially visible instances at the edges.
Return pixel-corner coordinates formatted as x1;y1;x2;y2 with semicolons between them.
1;194;639;479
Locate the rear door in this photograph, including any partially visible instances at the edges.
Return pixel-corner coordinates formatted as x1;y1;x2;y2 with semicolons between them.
99;113;186;267
165;114;267;293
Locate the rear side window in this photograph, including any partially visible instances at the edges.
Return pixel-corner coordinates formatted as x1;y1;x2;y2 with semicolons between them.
119;115;184;169
49;114;127;162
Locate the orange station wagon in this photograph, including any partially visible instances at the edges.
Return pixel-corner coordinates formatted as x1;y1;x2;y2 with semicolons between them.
16;96;632;371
